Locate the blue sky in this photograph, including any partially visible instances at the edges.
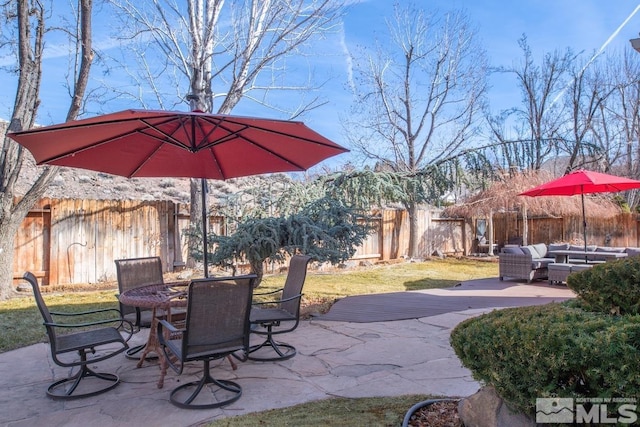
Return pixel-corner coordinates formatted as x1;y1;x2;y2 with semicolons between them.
3;0;640;169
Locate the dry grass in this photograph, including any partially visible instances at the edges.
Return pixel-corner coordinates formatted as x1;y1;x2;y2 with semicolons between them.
206;394;435;427
1;258;498;353
257;257;498;318
445;169;621;218
0;290;125;353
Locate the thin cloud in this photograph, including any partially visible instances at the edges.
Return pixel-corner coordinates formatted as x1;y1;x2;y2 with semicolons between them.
338;20;356;93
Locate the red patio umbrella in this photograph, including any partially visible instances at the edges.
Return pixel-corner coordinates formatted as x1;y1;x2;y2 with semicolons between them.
519;169;640;251
8;109;349;276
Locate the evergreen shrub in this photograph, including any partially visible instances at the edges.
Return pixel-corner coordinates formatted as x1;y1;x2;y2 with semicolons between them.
567;257;640;315
450;304;640;418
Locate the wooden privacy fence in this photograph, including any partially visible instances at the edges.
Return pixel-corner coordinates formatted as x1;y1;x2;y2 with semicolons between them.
14;199;462;286
462;212;640;250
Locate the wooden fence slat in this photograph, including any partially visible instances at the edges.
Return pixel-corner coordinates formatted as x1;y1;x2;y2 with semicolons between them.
12;199;466;286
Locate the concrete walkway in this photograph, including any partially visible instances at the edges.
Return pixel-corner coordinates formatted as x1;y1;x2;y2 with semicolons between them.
0;278;574;427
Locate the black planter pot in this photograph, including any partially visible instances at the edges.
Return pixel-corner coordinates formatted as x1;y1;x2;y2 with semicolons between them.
402;398;458;427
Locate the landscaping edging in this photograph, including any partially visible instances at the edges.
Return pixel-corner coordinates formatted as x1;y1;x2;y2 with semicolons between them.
402;398;458;427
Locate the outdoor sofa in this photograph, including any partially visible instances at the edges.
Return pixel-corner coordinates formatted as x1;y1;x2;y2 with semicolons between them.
499;242;640;284
499;243;555;283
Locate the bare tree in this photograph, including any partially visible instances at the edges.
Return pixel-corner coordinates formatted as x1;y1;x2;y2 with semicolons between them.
0;0;94;299
343;4;488;258
487;37;574;172
108;0;344;268
560;55;616;173
594;48;640;208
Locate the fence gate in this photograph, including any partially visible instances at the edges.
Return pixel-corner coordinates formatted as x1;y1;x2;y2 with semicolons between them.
13;206;50;285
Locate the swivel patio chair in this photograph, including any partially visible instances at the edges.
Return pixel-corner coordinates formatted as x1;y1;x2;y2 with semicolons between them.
115;256;165;358
157;275;256;409
248;255;312;361
24;272;134;400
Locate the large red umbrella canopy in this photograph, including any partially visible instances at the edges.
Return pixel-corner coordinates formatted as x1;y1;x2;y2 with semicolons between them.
9;109;348;277
519;169;640;252
8;109;348;179
519;169;640;197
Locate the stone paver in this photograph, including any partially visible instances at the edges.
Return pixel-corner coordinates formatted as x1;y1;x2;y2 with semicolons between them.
0;278;575;427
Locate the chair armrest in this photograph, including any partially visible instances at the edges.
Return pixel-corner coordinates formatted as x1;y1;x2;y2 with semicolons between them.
157;318;185;374
252;293;303;306
50;307;129;329
45;316;135;342
157;318;182;335
253;287;284;297
499;253;534;265
50;307;124;317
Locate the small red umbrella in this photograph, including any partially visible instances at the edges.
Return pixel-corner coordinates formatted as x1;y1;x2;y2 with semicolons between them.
519;169;640;251
9;109;349;276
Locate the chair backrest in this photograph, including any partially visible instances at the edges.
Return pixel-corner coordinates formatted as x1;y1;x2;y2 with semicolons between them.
23;272;58;353
114;257;164;316
280;255;312;316
182;275;256;360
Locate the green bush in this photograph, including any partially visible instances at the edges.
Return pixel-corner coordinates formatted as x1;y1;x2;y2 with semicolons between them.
450;304;640;417
567;257;640;315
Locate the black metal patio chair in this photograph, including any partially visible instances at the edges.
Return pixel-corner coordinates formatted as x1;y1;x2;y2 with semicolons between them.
24;272;133;399
114;256;165;358
248;255;312;361
157;275;256;409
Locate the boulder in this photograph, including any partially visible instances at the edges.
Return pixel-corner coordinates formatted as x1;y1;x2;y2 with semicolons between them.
458;386;535;427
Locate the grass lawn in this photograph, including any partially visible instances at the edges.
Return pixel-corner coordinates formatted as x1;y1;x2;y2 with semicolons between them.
1;257;497;353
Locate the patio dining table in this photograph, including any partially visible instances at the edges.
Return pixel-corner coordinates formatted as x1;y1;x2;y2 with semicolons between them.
548;249;628;264
119;281;188;388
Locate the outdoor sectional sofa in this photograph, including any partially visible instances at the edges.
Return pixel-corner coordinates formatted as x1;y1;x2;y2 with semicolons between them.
498;242;640;283
499;243;555;283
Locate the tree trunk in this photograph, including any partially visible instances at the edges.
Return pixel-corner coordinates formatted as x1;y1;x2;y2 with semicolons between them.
407;202;419;259
522;204;528;246
188;178;203;269
0;0;93;299
0;220;20;300
488;209;495;256
249;258;264;287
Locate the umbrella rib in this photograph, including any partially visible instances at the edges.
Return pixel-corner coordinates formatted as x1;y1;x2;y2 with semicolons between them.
192;116;233;150
138;118;195;151
204;147;227;179
193;119;319;170
31;117;192;164
198;116;345;151
126;142;166;178
9;114;155;136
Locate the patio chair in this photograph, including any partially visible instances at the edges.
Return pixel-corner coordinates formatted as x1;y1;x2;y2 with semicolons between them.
248;255;312;361
157;275;256;409
114;256;165;358
23;272;134;399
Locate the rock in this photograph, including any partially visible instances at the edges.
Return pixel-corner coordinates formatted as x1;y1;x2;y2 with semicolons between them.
432;249;445;258
50;175;65;186
458;386;535;427
340;260;358;269
176;269;194;280
15;283;31;292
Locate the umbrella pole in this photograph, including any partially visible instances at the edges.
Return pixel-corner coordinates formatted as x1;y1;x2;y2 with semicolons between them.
582;192;587;263
201;178;209;278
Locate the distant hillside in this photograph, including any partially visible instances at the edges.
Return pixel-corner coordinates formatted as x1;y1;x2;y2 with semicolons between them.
15;155;293;206
2;120;292;205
